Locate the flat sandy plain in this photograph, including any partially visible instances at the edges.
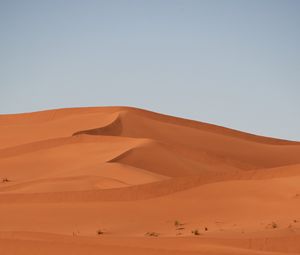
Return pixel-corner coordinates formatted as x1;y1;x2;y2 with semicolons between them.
0;106;300;254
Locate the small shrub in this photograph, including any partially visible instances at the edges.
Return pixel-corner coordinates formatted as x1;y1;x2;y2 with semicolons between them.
271;222;278;229
174;220;180;228
2;178;10;183
145;232;159;237
174;220;185;231
204;227;208;231
97;229;104;235
191;229;200;236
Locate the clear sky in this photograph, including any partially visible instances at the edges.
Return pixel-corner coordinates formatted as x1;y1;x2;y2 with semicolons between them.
1;0;299;141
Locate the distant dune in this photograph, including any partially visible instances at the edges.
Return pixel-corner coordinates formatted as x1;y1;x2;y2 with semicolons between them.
0;106;300;255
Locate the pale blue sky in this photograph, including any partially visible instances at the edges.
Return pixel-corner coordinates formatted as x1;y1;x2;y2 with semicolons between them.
0;0;299;140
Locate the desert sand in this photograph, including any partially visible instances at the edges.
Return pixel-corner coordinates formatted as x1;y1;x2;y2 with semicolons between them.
0;106;300;254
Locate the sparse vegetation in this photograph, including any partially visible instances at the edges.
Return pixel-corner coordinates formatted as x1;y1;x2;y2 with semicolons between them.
265;222;279;229
97;229;104;235
145;232;159;237
174;220;184;230
271;222;278;229
191;229;200;236
204;227;208;231
174;220;185;236
1;178;10;183
174;220;180;228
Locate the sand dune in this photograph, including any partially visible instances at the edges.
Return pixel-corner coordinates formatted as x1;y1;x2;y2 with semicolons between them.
0;106;300;254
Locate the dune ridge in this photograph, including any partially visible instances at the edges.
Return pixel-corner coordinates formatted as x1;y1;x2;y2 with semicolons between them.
0;106;300;255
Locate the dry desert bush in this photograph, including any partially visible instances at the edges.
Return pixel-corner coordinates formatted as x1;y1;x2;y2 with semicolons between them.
97;229;104;235
145;232;159;237
191;229;200;235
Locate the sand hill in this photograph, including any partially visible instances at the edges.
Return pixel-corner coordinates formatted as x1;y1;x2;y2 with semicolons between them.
0;106;300;254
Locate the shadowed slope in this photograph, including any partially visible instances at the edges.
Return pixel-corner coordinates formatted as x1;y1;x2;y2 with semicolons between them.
72;109;300;169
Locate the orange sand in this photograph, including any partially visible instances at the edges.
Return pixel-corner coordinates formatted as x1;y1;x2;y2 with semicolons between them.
0;106;300;254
